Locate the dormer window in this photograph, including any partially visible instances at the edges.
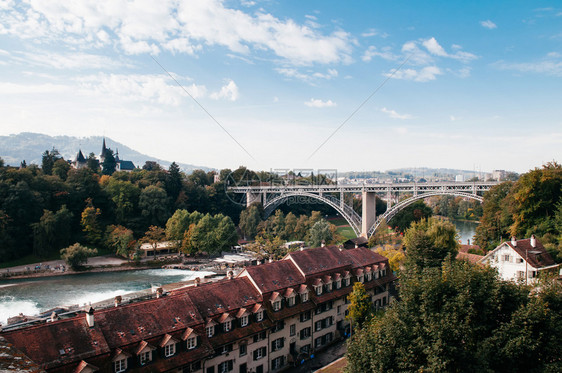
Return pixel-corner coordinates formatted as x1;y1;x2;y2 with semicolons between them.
366;272;372;281
287;295;296;307
223;320;232;332
301;292;308;303
273;300;282;311
335;279;341;289
315;285;322;296
140;350;151;365
114;358;127;373
325;282;332;292
357;275;364;283
256;310;264;321
241;314;249;327
164;343;175;357
187;336;197;350
206;325;215;337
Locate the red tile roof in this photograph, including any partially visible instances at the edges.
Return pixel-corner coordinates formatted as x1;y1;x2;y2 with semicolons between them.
505;238;556;269
343;247;388;268
286;246;352;275
241;260;305;294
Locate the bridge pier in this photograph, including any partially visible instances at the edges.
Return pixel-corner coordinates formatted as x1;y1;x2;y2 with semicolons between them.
361;190;376;238
246;191;262;207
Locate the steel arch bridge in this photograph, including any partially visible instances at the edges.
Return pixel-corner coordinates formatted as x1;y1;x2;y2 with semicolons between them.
367;191;484;237
229;181;497;238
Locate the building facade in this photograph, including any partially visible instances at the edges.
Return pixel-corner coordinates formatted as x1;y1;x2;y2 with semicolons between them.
2;246;395;373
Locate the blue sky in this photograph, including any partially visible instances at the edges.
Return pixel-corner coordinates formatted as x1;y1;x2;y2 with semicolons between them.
0;0;560;173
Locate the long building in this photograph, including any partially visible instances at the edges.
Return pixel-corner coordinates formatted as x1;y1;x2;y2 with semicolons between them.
2;246;396;373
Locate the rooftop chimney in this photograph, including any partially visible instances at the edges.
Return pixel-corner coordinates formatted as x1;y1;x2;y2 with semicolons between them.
227;270;234;280
467;239;470;245
85;306;94;328
50;311;59;322
156;287;164;298
511;236;517;247
300;247;304;251
321;240;326;247
530;235;536;248
114;295;122;307
269;258;273;263
194;277;201;287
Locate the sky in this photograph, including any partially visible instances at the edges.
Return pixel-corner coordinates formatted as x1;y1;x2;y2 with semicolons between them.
0;0;561;173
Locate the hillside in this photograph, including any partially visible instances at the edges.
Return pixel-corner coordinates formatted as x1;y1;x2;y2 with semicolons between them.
0;132;211;172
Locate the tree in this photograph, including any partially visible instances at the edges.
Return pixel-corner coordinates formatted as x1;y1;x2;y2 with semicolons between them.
346;282;373;329
215;215;238;251
102;149;117;175
165;162;183;204
139;185;170;227
403;217;459;269
141;225;166;250
86;152;100;173
32;205;73;257
41;148;61;175
345;260;561;373
475;182;514;251
239;204;262;240
106;225;135;258
390;200;433;232
60;243;98;270
308;219;333;247
374;244;406;272
52;158;70;180
104;178;140;226
80;199;103;246
142;161;161;171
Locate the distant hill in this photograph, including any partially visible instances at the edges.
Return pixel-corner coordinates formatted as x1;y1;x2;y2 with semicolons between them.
0;132;212;173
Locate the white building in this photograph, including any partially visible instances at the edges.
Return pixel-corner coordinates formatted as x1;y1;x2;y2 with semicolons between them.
479;236;559;283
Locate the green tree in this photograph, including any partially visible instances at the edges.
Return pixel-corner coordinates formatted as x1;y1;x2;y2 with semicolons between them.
215;215;238;251
32;205;73;257
52;158;70;180
141;225;166;250
80;199;103;246
283;212;298;241
308;219;333;247
41;148;61;175
139;185;170;227
239;204;262;240
86;152;100;173
165;162;183;204
101;149;117;175
346;282;373;329
106;225;135;258
403;217;459;269
60;243;98;270
475;181;514;251
104;178;140;226
390;199;433;232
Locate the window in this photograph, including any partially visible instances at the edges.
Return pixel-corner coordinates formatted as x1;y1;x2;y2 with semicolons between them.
344;277;350;287
218;361;233;373
164;343;175;357
325;282;332;292
253;331;266;342
337;305;341;315
114;358;127;373
301;292;308;303
516;258;524;263
300;327;311;340
287;295;295;307
241;315;249;327
300;311;311;322
207;367;215;373
256;310;264;321
219;344;233;355
140;351;151;365
516;271;525;279
366;272;372;281
253;347;266;361
290;324;296;336
272;356;285;370
272;321;284;333
357;275;364;283
300;344;311;354
315;285;322;296
502;254;511;262
223;320;232;332
187;337;197;350
239;343;247;357
206;325;215;337
271;338;284;352
381;269;386;277
273;300;281;311
315;317;334;331
335;280;341;289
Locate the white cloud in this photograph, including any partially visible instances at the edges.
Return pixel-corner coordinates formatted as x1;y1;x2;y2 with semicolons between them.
494;59;562;77
362;46;398;62
0;0;354;66
0;82;70;94
304;98;336;108
387;66;442;82
76;73;206;106
423;37;447;57
480;20;497;29
210;80;239;101
16;50;132;70
381;107;413;120
276;67;338;83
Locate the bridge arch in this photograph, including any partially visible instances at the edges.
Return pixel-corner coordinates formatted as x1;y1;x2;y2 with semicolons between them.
368;191;484;237
263;192;362;237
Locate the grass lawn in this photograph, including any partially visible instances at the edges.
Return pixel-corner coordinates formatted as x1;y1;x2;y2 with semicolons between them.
328;216;350;227
336;226;357;240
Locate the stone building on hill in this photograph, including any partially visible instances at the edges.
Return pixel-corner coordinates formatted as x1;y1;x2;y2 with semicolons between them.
1;246;396;373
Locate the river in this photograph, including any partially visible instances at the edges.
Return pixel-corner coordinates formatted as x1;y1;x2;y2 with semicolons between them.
0;268;214;326
452;219;479;245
